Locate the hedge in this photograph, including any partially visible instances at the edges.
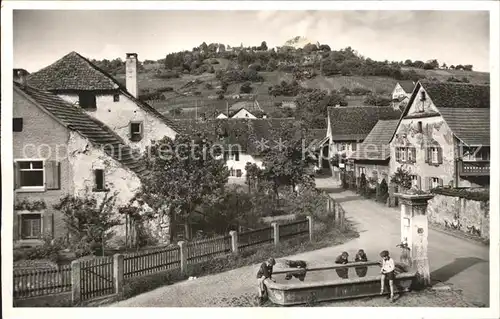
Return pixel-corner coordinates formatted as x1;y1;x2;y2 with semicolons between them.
430;187;489;202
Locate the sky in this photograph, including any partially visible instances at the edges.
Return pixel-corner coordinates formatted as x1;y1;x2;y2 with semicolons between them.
13;10;490;72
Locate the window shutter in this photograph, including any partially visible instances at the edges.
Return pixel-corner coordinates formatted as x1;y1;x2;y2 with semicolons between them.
352;142;357;151
45;161;61;190
129;123;133;138
13;213;19;241
437;147;443;164
14;162;20;189
395;147;400;162
411;147;417;163
43;212;54;238
140;123;144;139
417;175;421;190
424;147;430;163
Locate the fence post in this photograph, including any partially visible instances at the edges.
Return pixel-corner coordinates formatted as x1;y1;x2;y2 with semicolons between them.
331;198;336;223
339;205;345;230
229;230;238;253
271;222;279;246
178;241;188;275
113;254;124;298
306;216;313;242
71;260;81;305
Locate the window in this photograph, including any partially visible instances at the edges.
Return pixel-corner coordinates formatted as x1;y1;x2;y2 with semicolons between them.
400;148;407;162
431;177;440;189
130;122;143;142
113;94;120;102
18;161;44;187
229;150;240;161
236;169;242;177
417;121;423;133
94;169;105;191
358;167;366;175
229;168;236;176
21;214;42;239
420;91;426;101
79;92;97;109
411;175;420;189
431;147;439;163
13;118;23;132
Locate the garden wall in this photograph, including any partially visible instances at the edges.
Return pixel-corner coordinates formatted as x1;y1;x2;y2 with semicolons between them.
426;190;489;241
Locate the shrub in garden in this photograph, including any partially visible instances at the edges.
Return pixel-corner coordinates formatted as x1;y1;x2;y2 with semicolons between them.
377;178;389;203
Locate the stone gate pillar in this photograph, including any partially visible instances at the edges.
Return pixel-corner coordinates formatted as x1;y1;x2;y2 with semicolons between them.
395;191;434;289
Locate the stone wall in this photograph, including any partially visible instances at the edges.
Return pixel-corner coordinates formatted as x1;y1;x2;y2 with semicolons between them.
426;194;489;240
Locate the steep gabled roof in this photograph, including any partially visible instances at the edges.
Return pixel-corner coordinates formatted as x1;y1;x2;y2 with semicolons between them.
439;108;490;146
26;51;179;132
14;82;146;176
175;118;298;155
393;81;491;146
328;106;402;141
397;81;416;94
349;119;400;160
27;51;121;91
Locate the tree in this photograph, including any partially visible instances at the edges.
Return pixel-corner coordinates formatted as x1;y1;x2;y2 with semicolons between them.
260;41;268;51
390;167;413;191
138;133;229;240
441;62;447;69
240;82;253;94
319;44;331;52
404;59;413;66
295;89;347;128
53;193;121;256
260;121;316;199
463;64;473;71
412;60;425;69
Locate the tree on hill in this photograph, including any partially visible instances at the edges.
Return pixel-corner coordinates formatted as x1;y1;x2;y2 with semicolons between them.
463;64;473;71
240;82;253;93
319;44;331;52
412;60;425;69
260;41;268;51
138;133;229;240
404;59;413;67
295;89;347;128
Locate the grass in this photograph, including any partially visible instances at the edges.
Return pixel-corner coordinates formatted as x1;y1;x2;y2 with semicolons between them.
210;288;476;307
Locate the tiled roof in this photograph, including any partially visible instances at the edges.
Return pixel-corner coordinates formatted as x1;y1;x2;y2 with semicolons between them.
420;81;490;109
27;51;121;91
398;81;416;94
26;51;179;132
229;100;259;111
439;108;490;146
328;106;402;142
175;118;298;155
14;82;146;176
349;119;400;160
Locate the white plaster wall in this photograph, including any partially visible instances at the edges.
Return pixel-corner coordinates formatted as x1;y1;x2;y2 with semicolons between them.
406;86;440;115
226;153;263;178
392;83;411;100
58;93;177;153
68;131;142;207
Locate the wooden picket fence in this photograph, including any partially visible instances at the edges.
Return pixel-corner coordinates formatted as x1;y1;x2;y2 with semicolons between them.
13;264;72;299
279;219;309;240
13;216;320;303
124;246;181;279
79;257;114;301
187;235;232;264
238;226;274;251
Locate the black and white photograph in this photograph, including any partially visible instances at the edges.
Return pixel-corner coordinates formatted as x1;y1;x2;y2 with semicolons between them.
1;1;499;318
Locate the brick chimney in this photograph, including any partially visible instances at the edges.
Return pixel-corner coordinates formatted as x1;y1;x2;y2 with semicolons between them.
125;53;138;98
13;69;29;86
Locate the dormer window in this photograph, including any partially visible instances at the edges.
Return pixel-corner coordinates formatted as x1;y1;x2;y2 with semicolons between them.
130;121;143;142
79;92;97;109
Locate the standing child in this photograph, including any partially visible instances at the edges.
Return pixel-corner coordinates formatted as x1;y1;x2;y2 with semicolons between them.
379;250;396;302
256;257;276;301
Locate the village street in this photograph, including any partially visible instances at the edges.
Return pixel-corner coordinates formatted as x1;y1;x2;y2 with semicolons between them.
110;178;489;307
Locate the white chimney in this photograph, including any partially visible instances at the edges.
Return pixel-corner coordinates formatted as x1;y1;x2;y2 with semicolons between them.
13;69;28;86
125;53;138;98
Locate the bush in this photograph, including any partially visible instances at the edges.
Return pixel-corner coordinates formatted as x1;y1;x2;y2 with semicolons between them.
377;179;389;203
13;236;66;263
154;70;180;79
122;269;186;299
240;82;253;94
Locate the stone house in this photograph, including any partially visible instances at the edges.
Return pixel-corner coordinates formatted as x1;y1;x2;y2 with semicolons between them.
324;105;402;180
26;51;178;153
388;80;490;191
349;119;400;184
391;81;415;111
13;77;144;247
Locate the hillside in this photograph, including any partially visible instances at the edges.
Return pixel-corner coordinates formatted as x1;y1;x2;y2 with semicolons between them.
108;39;489;122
